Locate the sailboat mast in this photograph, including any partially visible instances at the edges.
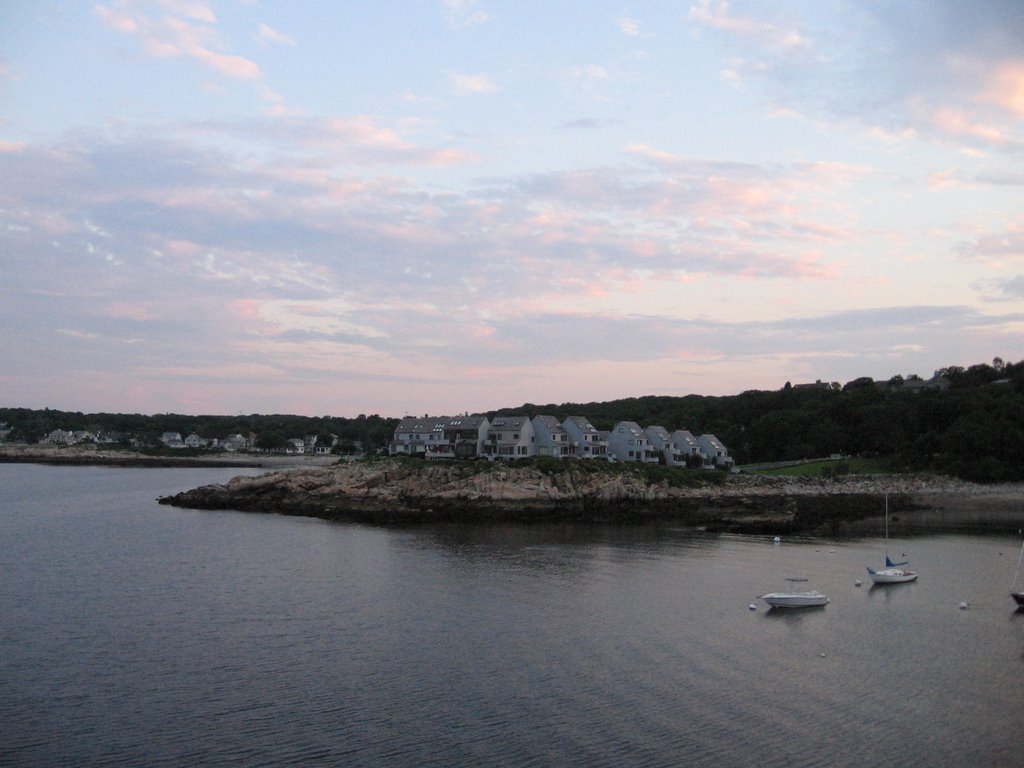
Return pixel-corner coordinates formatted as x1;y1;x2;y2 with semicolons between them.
884;492;889;559
1014;538;1024;593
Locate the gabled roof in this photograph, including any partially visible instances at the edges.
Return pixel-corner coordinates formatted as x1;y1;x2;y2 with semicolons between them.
533;414;563;430
564;415;599;433
489;415;529;429
612;421;645;437
699;433;726;450
670;429;698;445
442;415;488;429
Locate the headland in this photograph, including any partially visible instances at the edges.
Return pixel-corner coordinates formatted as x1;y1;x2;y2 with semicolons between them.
156;458;1024;535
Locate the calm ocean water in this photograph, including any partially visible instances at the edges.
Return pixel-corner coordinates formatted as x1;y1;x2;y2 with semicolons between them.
1;464;1022;767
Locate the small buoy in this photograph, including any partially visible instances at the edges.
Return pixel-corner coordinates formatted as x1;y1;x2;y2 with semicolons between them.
749;604;757;611
959;602;969;610
855;580;862;587
773;536;781;543
829;549;836;553
818;652;827;658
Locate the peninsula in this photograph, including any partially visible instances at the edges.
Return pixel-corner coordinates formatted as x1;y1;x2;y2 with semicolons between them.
157;458;1024;534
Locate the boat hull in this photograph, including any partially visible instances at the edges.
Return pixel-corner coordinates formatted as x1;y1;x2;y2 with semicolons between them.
761;591;829;608
867;567;917;584
1012;591;1024;607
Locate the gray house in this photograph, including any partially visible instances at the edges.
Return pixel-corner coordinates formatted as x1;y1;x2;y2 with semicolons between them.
483;415;535;460
532;415;572;458
644;425;685;466
431;416;491;460
697;434;733;468
670;429;706;467
606;421;660;463
561;416;607;459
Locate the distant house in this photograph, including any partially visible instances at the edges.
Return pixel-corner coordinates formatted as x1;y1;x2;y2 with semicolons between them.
606;421;659;463
221;433;248;452
669;429;707;467
184;433;209;449
390;415;491;460
531;415;572;458
562;416;607;459
697;434;733;468
434;415;490;460
41;429;75;445
644;425;684;466
160;432;185;449
483;415;535;460
285;439;305;454
390;416;446;457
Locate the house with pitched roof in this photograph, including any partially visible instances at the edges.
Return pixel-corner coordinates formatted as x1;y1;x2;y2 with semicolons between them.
434;415;491;459
644;425;685;466
606;421;660;463
531;415;572;458
670;429;707;467
482;415;535;460
390;416;446;457
561;416;608;459
697;434;733;468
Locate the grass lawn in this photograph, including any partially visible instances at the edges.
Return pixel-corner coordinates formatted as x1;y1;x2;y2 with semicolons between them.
745;456;887;477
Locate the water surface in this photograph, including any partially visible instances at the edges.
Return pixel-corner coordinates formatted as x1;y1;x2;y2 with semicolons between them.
2;464;1021;766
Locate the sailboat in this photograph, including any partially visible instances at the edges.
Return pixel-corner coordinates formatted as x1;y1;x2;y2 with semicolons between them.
867;493;917;585
1011;538;1024;608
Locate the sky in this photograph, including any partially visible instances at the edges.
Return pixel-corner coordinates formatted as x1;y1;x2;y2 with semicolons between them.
2;1;1024;418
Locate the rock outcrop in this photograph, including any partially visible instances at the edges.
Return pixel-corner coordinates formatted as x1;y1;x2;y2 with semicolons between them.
158;460;1024;533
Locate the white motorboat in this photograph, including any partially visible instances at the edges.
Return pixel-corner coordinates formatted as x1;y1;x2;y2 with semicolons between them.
761;591;830;609
868;493;917;585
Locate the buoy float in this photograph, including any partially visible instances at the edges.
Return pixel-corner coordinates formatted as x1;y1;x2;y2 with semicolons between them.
855;580;862;587
748;604;757;611
773;536;781;543
959;602;969;610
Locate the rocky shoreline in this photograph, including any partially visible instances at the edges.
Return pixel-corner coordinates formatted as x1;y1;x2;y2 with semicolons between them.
157;459;1024;534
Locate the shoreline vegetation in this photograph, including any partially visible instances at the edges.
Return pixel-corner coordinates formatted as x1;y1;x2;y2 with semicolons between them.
4;446;1022;534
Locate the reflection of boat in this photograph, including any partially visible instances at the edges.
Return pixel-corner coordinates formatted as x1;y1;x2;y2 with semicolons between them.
1012;539;1024;608
761;591;829;609
867;494;917;585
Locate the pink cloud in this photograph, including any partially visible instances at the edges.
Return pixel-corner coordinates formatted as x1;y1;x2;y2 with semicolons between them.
687;0;808;52
94;1;262;80
984;61;1024;117
929;107;1008;145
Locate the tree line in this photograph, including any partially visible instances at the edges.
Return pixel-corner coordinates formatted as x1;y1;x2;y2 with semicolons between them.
4;358;1023;482
0;409;398;456
493;358;1024;483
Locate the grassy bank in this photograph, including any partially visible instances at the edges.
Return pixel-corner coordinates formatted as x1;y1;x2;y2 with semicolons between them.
745;457;887;478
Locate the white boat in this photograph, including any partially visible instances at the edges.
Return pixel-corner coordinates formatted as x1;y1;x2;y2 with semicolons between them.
1012;538;1024;608
867;493;917;585
761;591;830;609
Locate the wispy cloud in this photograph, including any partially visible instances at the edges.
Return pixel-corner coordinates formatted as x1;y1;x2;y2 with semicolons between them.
448;71;499;94
687;1;808;52
617;16;640;36
255;22;295;46
443;0;489;28
94;0;262;79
